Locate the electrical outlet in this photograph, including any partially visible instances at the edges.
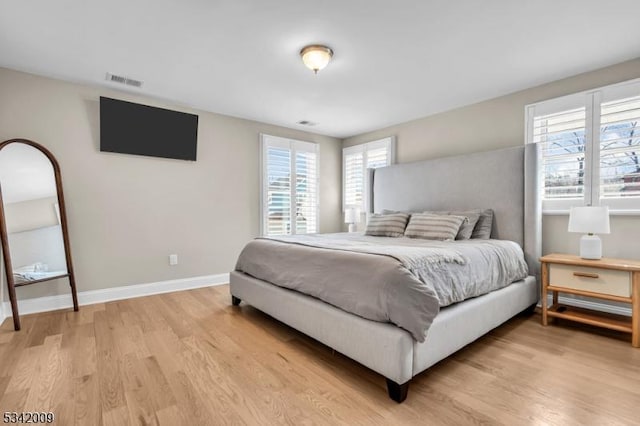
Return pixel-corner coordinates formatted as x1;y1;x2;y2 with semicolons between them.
169;254;178;266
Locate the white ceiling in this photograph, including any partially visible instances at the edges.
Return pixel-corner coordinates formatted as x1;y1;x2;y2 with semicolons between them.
0;143;57;204
1;1;639;138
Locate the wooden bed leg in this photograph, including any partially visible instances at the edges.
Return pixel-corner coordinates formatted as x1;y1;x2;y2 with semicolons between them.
231;295;242;306
386;378;409;403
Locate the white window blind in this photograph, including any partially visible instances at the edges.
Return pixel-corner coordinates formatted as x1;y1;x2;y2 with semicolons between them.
526;78;640;212
343;150;364;208
599;95;640;200
295;150;318;234
533;107;587;202
261;135;319;236
343;137;395;211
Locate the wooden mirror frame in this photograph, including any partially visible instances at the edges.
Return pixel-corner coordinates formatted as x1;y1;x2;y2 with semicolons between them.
0;139;78;330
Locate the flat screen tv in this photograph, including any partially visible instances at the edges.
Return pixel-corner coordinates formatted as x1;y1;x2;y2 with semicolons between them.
100;97;198;161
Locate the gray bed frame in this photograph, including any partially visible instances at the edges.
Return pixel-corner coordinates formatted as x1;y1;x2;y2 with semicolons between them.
230;145;541;402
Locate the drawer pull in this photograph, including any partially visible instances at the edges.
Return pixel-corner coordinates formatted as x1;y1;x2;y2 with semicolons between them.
573;272;599;279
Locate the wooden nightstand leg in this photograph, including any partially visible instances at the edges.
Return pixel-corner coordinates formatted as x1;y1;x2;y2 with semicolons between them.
632;272;639;348
541;262;549;326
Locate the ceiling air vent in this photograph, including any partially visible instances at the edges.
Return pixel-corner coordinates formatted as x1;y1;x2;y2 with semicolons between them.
105;72;143;88
297;120;317;126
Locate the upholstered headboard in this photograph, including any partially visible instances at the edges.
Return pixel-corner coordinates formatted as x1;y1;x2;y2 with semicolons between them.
367;145;541;276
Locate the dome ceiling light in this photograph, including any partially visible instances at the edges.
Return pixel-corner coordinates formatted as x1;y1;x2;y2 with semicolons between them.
300;45;333;74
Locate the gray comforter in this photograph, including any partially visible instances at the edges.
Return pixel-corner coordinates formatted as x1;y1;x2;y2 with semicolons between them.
235;233;528;341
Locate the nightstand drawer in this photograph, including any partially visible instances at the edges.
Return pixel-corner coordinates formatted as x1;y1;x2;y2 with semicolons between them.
549;264;631;297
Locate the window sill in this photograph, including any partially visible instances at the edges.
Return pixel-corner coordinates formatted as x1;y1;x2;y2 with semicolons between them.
543;209;640;216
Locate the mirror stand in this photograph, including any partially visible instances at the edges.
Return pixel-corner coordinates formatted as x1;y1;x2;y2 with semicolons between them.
0;139;79;331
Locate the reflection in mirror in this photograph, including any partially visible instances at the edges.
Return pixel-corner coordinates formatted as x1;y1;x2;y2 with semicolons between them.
0;139;78;331
0;143;68;284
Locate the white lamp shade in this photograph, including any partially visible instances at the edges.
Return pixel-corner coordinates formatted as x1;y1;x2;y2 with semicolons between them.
568;206;610;234
344;207;360;224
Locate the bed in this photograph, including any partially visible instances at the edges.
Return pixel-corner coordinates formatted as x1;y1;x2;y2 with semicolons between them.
230;145;541;402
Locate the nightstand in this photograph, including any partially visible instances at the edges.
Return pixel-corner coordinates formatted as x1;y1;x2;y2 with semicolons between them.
540;253;640;347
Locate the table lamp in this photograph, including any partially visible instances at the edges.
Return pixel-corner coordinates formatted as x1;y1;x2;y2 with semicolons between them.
568;206;610;259
344;207;360;233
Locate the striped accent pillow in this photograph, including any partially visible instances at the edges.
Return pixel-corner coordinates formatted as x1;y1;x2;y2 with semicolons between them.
471;209;494;239
404;213;466;241
364;213;410;237
448;211;481;240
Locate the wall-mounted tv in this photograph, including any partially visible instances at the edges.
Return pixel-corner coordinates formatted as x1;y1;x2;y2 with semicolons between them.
100;97;198;161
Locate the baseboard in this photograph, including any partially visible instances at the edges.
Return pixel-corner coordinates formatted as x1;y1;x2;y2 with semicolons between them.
1;273;229;318
541;294;632;317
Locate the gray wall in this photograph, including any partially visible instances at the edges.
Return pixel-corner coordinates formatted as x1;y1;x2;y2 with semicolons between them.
344;58;640;260
0;67;342;300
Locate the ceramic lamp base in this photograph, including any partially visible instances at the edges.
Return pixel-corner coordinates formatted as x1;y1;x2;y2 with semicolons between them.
580;234;602;259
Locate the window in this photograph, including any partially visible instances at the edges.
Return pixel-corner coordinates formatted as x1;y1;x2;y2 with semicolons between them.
526;78;640;212
261;134;319;236
343;137;396;210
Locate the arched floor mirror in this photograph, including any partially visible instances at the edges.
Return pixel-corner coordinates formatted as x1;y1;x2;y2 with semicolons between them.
0;139;78;330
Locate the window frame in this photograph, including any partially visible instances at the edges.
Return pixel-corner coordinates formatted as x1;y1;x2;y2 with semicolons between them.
342;136;396;212
525;77;640;214
260;134;320;236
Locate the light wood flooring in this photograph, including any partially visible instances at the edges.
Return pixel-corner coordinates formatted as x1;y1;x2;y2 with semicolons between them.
0;284;639;425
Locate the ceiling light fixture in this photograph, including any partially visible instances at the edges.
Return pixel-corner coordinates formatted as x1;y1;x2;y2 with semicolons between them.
300;45;333;74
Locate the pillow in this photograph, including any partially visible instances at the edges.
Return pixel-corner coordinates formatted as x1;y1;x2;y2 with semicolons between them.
404;213;466;241
447;211;481;240
381;209;416;215
423;210;480;240
365;213;409;237
471;209;494;239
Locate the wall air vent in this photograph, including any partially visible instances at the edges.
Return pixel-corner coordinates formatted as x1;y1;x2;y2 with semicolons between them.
105;72;143;88
297;120;317;126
